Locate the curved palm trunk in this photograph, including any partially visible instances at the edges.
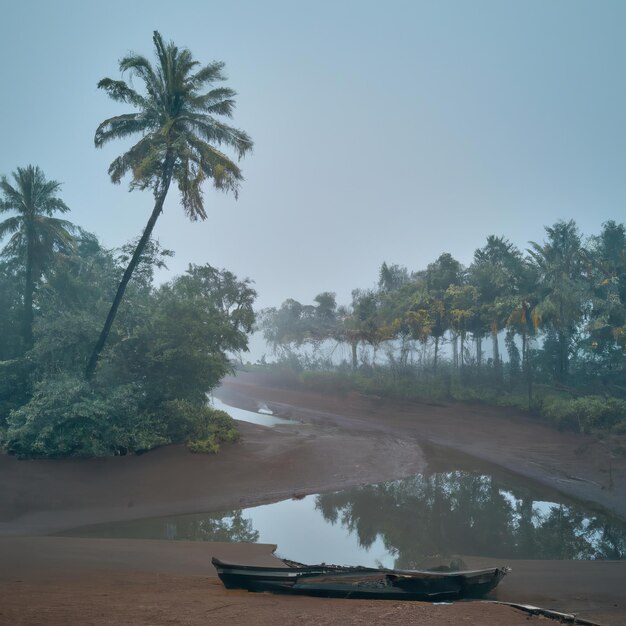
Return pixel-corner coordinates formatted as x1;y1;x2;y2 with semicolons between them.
85;171;173;380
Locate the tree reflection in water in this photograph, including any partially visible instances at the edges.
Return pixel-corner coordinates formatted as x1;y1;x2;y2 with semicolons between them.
163;510;260;543
315;472;626;567
74;509;260;543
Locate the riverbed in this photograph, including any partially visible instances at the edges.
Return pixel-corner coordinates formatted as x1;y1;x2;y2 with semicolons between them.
1;370;625;624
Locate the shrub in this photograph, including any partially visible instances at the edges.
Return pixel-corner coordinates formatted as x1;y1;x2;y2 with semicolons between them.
161;399;240;453
612;422;626;435
541;396;626;433
187;435;221;454
4;375;166;458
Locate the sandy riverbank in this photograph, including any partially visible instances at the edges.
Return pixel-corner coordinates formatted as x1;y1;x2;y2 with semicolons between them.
1;371;625;624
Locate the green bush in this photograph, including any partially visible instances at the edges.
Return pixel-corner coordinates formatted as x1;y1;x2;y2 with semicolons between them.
270;366;626;436
161;399;240;454
0;358;32;426
4;375;166;458
541;396;626;433
612;422;626;435
3;379;242;458
187;435;221;454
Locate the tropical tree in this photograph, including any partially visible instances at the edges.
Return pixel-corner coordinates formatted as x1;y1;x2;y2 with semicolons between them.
311;292;339;343
103;263;257;406
469;236;524;374
0;261;23;360
445;284;478;370
345;288;389;368
528;220;588;382
378;262;410;294
0;165;76;349
425;253;463;371
585;220;626;377
86;31;253;379
260;299;309;356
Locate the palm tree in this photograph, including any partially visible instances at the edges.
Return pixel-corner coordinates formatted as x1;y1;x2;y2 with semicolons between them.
0;165;75;349
528;220;587;382
469;236;524;376
86;31;253;379
425;253;463;372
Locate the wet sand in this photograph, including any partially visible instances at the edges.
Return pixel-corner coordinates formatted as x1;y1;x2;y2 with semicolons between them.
1;536;622;625
1;370;625;625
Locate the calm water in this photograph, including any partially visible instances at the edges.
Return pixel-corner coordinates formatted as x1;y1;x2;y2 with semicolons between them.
63;402;626;567
210;395;299;427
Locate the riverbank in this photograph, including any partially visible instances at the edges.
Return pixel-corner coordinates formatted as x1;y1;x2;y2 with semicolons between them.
1;536;623;625
219;371;626;520
1;370;625;624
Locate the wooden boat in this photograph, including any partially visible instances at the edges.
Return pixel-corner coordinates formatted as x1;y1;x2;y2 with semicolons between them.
212;556;509;601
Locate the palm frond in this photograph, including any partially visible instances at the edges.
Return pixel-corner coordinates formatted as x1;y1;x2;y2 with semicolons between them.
184;134;243;196
95;113;150;147
118;53;161;102
97;78;147;108
188;87;237;116
175;48;199;81
182;114;253;159
107;134;163;186
189;61;227;87
35;216;79;234
0;232;24;258
174;152;206;220
0;180;21;211
0;177;26;210
0;216;23;238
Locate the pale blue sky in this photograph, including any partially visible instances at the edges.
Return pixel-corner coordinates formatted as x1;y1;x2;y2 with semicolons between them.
1;0;625;309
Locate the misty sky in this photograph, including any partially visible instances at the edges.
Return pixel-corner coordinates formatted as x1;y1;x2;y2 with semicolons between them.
2;0;625;310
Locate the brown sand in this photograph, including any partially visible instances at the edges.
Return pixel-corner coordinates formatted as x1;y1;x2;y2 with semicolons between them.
1;370;625;625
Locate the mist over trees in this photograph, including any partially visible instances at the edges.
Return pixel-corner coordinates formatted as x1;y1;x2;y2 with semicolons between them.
1;31;624;458
86;31;253;379
0;201;256;457
260;220;626;433
0;34;256;459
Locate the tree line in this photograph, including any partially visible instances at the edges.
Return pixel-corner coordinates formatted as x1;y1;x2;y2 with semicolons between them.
261;221;626;432
0;32;254;458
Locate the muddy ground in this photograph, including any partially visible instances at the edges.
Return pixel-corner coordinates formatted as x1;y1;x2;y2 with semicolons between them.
1;370;625;625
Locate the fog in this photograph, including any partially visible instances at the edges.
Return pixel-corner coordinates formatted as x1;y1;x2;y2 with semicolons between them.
2;0;626;313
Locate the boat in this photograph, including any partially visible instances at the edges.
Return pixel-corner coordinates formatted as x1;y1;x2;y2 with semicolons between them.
212;556;509;601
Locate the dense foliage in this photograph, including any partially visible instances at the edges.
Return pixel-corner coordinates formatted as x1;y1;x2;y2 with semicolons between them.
0;196;255;457
0;34;254;459
260;220;626;434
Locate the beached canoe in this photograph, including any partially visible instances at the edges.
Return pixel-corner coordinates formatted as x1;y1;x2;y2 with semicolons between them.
212;556;509;601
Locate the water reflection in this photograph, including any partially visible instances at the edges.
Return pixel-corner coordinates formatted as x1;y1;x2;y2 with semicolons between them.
71;509;259;543
315;472;626;565
64;470;626;565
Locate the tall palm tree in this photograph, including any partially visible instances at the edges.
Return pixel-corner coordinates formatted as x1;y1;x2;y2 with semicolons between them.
469;236;524;374
528;220;587;382
86;31;253;379
0;165;75;349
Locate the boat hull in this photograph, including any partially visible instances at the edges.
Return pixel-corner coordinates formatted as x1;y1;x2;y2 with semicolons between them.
212;557;508;601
